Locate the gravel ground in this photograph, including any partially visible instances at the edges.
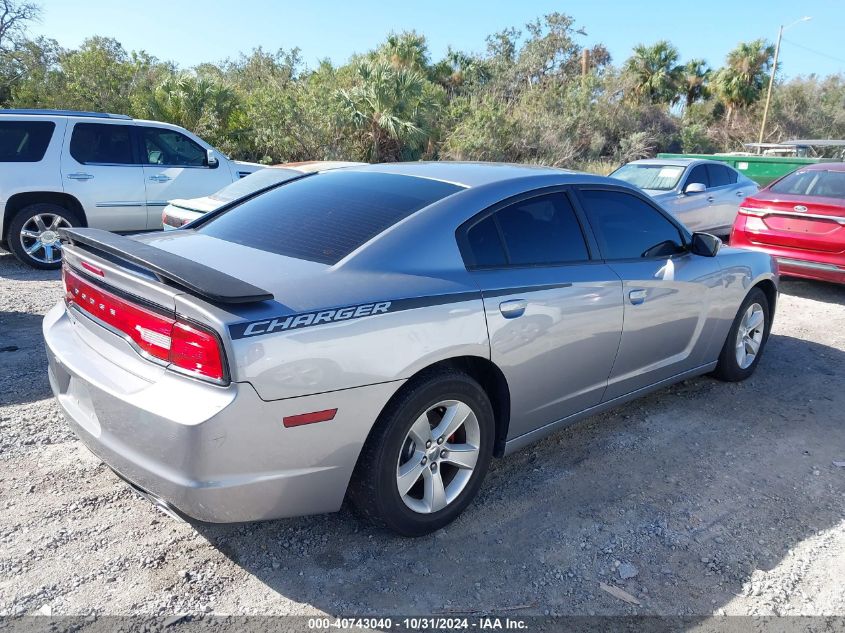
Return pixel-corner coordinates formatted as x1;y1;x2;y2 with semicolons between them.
1;250;843;618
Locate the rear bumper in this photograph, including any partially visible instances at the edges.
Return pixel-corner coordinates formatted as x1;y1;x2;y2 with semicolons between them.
730;226;845;285
44;302;402;523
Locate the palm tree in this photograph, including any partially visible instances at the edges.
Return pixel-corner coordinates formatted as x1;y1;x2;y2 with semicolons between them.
381;31;428;71
680;59;710;110
338;61;436;162
712;39;775;123
147;73;237;131
623;41;681;105
433;47;489;95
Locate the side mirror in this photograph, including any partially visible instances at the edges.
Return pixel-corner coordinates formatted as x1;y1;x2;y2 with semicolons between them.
689;232;722;257
684;182;706;195
206;150;219;169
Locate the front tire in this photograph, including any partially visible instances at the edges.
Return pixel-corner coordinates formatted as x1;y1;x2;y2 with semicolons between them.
712;287;771;382
7;203;78;269
348;370;495;536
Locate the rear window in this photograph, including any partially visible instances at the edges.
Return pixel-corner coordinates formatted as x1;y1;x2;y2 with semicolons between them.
198;171;463;264
70;123;135;165
769;169;845;198
0;121;55;162
209;168;300;203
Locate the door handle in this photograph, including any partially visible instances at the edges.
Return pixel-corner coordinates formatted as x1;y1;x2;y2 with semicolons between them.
67;172;93;181
499;299;527;319
628;289;647;305
736;191;745;197
149;174;171;182
706;196;715;203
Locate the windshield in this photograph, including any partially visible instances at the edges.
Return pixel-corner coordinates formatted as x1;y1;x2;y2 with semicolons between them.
209;168;301;203
610;164;685;191
769;169;845;199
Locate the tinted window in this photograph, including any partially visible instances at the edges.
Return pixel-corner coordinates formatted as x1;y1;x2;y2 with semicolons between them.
209;168;300;203
199;171;462;264
580;189;685;260
140;127;207;167
466;215;507;268
769;169;845;198
0;121;55;162
70;123;135;165
706;164;731;187
686;165;709;188
464;193;589;268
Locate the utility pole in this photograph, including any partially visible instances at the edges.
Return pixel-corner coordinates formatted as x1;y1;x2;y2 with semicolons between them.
758;17;811;153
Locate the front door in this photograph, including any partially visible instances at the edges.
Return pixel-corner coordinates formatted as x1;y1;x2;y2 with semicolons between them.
460;190;623;439
136;125;232;229
61;121;147;232
576;187;722;400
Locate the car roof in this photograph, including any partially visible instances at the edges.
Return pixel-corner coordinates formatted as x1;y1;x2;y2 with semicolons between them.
276;161;367;173
342;161;576;188
626;158;708;167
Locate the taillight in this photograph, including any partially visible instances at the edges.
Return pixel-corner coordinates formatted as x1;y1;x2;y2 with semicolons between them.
63;266;226;383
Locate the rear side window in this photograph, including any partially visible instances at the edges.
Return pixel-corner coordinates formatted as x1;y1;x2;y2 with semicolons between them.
706;164;731;187
580;189;685;260
198;171;462;265
0;121;55;162
70;123;135;165
465;192;589;268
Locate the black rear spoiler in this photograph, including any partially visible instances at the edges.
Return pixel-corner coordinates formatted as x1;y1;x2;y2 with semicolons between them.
59;228;274;304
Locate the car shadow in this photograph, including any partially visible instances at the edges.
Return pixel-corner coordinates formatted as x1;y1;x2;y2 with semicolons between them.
0;310;55;406
778;277;845;305
193;333;845;617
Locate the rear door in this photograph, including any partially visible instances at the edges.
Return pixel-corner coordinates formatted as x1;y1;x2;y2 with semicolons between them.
458;188;623;438
575;186;722;400
136;125;233;229
60;121;147;231
706;163;743;233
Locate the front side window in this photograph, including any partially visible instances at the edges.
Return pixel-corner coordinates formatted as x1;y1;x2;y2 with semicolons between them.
580;189;685;260
706;164;731;188
465;192;589;268
69;123;135;165
686;164;709;189
140;127;207;167
0;121;55;162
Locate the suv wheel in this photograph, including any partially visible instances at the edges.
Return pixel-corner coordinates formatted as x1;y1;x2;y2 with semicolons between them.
8;203;78;269
348;370;494;536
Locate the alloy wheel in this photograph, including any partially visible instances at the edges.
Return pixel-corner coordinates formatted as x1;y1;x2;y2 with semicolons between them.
19;213;71;265
396;399;481;514
735;302;765;369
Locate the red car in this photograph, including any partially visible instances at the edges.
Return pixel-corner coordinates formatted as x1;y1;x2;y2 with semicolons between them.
731;162;845;284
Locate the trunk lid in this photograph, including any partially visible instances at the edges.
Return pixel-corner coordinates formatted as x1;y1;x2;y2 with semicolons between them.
740;193;845;253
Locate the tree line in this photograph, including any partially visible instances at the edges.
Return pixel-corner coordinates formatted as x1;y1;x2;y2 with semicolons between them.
1;1;844;170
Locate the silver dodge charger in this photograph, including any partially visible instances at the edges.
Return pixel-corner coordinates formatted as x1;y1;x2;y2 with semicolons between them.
44;162;778;536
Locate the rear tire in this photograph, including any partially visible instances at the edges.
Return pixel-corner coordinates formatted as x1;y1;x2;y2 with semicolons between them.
712;287;771;382
348;370;495;536
7;203;79;269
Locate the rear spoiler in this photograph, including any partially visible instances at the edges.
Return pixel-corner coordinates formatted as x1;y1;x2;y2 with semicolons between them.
59;228;274;304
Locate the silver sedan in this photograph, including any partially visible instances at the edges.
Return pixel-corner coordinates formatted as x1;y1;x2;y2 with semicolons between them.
610;158;758;236
44;162;777;536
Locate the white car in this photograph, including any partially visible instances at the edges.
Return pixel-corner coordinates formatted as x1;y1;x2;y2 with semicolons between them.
162;161;365;230
0;109;262;268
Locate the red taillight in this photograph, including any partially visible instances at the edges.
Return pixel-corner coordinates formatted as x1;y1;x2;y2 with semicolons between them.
63;266;226;382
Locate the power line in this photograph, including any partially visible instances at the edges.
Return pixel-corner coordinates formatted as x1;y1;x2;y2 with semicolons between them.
781;37;845;66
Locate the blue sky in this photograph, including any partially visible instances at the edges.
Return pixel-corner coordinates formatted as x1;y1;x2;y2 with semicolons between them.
31;0;845;78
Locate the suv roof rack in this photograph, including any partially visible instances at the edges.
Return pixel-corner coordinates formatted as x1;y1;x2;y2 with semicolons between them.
0;109;133;120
